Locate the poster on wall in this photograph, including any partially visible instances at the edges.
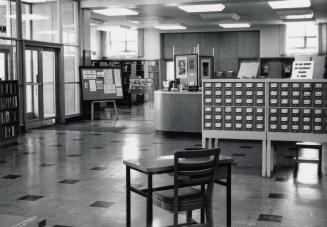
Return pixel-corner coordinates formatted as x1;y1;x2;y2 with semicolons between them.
176;56;188;79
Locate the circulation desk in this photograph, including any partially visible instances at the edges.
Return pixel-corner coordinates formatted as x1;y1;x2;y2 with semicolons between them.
154;90;202;133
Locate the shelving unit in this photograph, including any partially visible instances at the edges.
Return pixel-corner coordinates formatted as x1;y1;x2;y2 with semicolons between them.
0;80;19;146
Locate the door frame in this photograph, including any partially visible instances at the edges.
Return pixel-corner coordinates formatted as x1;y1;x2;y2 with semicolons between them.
22;40;65;130
0;44;14;80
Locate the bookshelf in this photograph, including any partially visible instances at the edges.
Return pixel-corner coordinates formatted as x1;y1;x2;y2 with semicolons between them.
0;80;19;146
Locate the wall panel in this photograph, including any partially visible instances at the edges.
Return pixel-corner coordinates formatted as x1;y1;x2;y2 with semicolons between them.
162;31;260;76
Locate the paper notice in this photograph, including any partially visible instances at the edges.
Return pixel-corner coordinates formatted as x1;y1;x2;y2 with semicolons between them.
96;80;104;90
89;80;96;92
96;71;104;78
83;70;96;79
114;69;122;86
104;84;116;94
116;87;123;96
84;82;88;89
104;69;114;85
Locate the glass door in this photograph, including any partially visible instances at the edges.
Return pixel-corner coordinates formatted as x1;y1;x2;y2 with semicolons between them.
24;47;58;129
0;49;9;80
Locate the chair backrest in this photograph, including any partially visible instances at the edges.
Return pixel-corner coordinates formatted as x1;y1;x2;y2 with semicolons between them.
174;148;220;189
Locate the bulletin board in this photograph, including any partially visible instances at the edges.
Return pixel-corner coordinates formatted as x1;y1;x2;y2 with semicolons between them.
80;67;123;101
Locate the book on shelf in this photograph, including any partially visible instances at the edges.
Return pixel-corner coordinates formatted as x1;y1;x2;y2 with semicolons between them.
0;81;19;144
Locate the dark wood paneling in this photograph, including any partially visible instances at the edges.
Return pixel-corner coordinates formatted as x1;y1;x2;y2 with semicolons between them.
162;31;260;76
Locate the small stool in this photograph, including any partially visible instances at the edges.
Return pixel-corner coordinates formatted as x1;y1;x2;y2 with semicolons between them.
294;142;322;176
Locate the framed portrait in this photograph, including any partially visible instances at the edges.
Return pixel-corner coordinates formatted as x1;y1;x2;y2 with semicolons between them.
200;56;214;84
175;56;188;79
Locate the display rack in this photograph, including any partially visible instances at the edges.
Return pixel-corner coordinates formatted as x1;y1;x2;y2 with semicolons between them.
202;79;327;177
0;80;19;146
91;59;160;104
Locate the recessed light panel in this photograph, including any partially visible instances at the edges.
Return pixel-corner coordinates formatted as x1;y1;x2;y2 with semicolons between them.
178;4;225;13
284;13;314;19
93;8;138;16
8;14;49;21
268;0;311;9
154;24;186;30
219;23;251;28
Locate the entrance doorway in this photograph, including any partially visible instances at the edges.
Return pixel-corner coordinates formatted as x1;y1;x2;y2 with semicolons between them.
0;47;11;80
24;46;58;129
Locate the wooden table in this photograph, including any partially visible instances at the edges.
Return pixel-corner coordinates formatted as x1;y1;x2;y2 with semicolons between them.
123;155;233;227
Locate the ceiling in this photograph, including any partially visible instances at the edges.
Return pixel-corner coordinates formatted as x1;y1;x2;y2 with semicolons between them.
82;0;327;31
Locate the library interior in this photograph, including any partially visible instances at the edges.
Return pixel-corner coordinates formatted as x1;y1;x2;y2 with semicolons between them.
0;0;327;226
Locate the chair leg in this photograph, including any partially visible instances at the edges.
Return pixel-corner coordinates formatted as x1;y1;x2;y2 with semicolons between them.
205;202;213;227
200;208;205;223
173;211;178;227
186;210;192;223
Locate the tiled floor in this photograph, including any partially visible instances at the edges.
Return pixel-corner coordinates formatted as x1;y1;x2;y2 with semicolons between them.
0;103;326;227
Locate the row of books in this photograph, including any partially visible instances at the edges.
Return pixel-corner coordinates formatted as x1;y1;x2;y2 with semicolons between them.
0;125;17;140
0;110;18;124
0;82;18;95
0;96;18;109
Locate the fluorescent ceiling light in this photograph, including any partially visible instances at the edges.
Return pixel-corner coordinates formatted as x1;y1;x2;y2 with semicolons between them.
23;0;51;3
154;24;187;30
35;30;58;34
268;0;311;9
8;14;49;21
129;20;139;24
97;25;130;31
219;23;251;28
93;8;138;16
284;13;314;19
178;4;225;13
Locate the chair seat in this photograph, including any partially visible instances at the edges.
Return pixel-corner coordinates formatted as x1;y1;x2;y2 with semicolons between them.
153;187;204;211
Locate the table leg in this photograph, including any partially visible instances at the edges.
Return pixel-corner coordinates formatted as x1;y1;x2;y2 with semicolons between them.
201;184;205;223
262;139;267;177
147;173;153;227
113;100;119;120
126;166;131;227
91;102;94;121
226;164;231;227
267;140;271;177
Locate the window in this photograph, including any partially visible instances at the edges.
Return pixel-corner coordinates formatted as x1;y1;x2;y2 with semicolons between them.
166;61;175;81
22;1;59;43
107;28;138;57
0;0;16;38
286;22;318;55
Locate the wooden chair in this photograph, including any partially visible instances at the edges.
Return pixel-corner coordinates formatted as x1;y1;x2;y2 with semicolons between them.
152;148;220;227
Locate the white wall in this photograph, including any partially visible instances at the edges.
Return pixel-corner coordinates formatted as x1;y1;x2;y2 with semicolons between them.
90;27;102;59
143;28;161;59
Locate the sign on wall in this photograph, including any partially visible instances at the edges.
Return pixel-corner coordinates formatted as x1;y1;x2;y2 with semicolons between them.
291;61;314;79
0;25;7;34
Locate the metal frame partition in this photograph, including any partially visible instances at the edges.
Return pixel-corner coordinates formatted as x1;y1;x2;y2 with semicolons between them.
22;40;65;129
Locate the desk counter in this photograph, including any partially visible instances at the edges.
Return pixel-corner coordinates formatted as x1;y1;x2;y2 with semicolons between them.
154;90;202;133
